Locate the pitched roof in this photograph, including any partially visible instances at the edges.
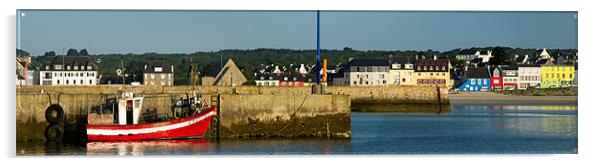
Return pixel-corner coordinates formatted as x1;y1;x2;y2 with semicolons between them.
213;58;247;85
42;56;98;71
464;67;490;78
347;59;390;66
414;59;450;72
500;66;518;70
144;60;173;73
389;55;416;65
515;55;528;63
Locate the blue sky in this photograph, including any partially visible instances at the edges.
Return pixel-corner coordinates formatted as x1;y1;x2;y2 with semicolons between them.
17;10;577;56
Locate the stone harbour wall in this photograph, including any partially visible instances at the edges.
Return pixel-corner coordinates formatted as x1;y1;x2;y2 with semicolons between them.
218;94;351;138
17;85;449;104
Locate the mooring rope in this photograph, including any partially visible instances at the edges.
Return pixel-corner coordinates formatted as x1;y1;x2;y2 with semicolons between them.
270;94;309;137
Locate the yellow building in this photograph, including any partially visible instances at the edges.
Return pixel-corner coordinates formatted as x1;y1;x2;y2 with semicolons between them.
540;64;574;88
413;57;453;88
388;56;417;86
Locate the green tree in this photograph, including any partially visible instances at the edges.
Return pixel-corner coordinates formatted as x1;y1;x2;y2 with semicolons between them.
67;48;79;56
79;49;89;56
489;46;507;66
44;51;56;56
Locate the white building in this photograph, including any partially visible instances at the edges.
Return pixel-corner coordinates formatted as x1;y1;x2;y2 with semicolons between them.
456;49;494;63
36;56;98;86
517;65;541;89
343;59;390;86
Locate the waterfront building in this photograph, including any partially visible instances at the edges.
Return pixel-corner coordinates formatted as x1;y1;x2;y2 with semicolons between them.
143;60;174;86
458;67;490;92
211;58;247;86
388;55;416;86
16;55;31;85
517;64;541;89
490;66;503;90
255;65;278;86
36;56;98;86
500;66;519;90
278;64;308;87
413;57;453;88
255;63;310;87
540;64;575;88
342;59;390;86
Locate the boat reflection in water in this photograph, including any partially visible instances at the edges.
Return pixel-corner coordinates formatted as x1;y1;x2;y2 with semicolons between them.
86;139;212;156
85;138;351;155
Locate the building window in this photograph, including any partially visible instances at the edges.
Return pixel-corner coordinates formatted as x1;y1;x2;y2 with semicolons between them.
80;80;83;84
89;80;92;84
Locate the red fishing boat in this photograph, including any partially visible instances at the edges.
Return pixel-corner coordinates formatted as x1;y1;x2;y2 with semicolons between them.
87;92;217;141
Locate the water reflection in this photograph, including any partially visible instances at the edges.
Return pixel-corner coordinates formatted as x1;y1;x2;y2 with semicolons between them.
17;103;577;155
86;139;212;155
352;103;451;114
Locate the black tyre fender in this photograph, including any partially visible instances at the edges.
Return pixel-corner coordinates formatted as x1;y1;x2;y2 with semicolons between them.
45;104;64;124
45;124;64;142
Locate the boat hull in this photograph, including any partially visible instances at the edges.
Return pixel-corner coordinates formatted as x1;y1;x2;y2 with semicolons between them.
87;107;217;142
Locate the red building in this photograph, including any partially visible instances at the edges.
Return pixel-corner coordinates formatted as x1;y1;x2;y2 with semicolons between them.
490;66;503;90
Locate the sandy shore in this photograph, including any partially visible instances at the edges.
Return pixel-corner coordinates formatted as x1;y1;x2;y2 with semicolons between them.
450;92;577;104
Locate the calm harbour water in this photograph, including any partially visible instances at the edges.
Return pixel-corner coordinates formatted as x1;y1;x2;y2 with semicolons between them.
17;102;577;155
